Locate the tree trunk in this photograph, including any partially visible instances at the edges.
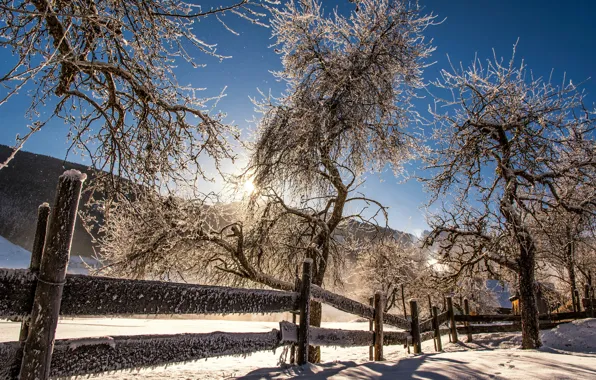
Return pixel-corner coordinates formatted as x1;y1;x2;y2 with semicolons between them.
308;300;322;363
518;246;541;349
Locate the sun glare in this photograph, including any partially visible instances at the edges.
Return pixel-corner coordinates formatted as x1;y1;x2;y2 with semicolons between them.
243;180;256;195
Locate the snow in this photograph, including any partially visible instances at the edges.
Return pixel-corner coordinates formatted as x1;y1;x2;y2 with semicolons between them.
1;317;594;379
0;235;98;273
60;169;87;182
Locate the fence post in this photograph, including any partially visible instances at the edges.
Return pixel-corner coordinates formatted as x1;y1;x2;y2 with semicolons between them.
432;306;442;351
369;296;374;361
585;284;594;318
373;291;384;361
574;289;581;312
290;312;297;364
410;299;421;354
447;296;458;343
297;259;313;366
19;171;86;380
19;203;51;342
464;298;472;343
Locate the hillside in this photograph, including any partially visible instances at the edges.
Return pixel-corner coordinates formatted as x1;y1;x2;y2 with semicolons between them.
0;145;98;258
0;144;415;263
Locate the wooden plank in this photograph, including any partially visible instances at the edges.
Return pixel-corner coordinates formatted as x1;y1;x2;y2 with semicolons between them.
464;299;472;343
447;296;458;343
20;170;86;380
309;285;408;329
384;331;409;346
419;317;434;333
432;306;442;351
436;310;450;325
421;328;450;343
19;203;51;342
410;299;421;354
13;330;282;378
0;341;21;379
368;296;374;360
279;321;374;347
311;285;374;319
0;269;299;317
455;314;521;322
374;292;384;361
539;311;587;321
384;312;410;330
297;259;312;365
456;322;561;335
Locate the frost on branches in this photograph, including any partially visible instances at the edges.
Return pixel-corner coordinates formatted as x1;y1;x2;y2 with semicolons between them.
423;48;596;349
99;0;435;363
0;0;276;194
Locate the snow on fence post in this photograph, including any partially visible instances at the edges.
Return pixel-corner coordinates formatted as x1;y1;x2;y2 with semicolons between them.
19;171;86;380
410;299;421;354
368;296;374;361
373;291;384;361
297;258;313;366
464;298;473;343
447;296;458;343
19;203;51;342
432;306;442;351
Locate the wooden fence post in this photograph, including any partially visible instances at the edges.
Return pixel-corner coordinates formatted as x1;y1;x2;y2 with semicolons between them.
585;284;594;318
290;312;297;364
574;289;581;312
410;299;421;354
373;291;384;361
19;171;86;380
369;296;374;361
464;298;472;343
297;259;313;366
447;296;458;343
401;284;407;321
432;306;442;351
19;203;51;342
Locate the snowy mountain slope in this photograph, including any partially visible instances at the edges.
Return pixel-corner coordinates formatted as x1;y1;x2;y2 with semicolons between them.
0;235;97;273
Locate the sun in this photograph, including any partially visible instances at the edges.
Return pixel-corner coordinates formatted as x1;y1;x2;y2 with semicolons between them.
243;179;256;195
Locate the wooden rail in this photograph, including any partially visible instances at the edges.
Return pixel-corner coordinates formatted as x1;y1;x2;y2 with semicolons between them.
1;330;281;379
0;269;299;317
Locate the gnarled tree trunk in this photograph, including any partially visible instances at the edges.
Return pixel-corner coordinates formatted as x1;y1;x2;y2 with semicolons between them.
308;301;322;363
518;245;541;349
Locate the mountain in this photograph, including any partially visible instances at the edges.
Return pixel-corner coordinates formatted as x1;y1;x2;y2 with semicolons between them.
0;145;98;258
0;144;416;263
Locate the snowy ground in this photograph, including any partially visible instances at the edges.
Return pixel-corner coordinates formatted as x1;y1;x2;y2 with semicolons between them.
1;318;595;379
0;235;97;273
2;236;594;378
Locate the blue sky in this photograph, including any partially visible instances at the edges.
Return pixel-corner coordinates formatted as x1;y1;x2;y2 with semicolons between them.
1;0;595;236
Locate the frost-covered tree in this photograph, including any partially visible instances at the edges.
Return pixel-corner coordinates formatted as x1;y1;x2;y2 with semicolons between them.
99;0;435;363
423;50;596;349
0;0;274;193
533;183;596;310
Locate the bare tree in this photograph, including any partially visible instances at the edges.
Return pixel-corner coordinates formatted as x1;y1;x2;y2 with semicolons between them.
99;0;435;363
0;0;275;193
533;180;596;310
423;49;596;348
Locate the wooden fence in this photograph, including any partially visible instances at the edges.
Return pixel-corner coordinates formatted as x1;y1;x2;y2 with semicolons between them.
0;170;593;379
